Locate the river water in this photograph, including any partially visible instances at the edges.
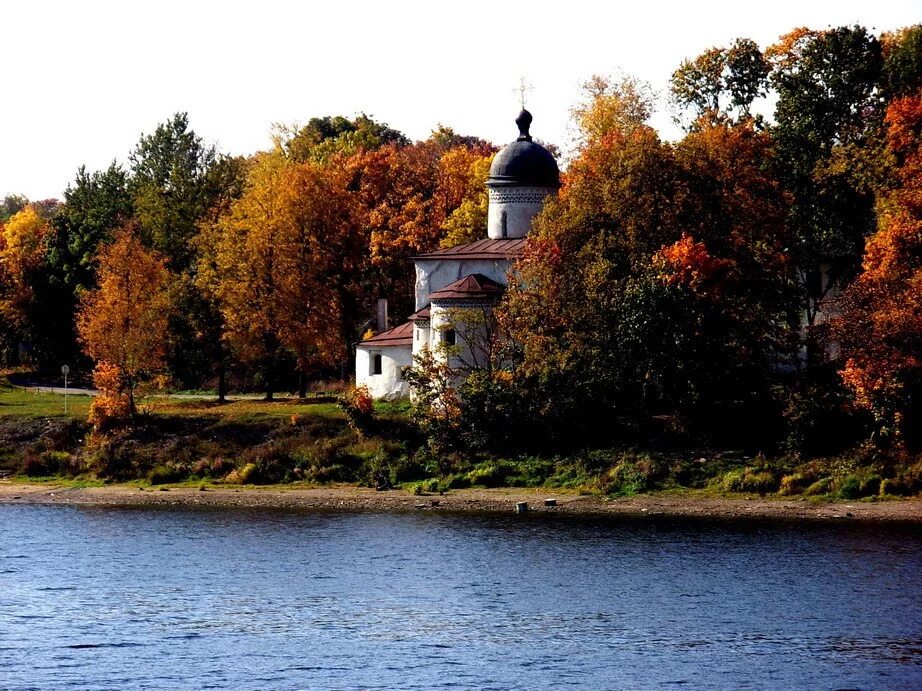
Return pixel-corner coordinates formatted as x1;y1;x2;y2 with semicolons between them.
1;505;920;689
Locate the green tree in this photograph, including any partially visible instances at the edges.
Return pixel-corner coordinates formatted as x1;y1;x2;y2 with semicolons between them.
129;112;219;270
882;24;922;97
769;26;885;359
0;195;29;223
671;38;769;127
276;113;409;164
49;163;134;295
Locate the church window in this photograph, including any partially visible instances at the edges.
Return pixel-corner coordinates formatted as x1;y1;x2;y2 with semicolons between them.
444;329;456;346
372;353;382;375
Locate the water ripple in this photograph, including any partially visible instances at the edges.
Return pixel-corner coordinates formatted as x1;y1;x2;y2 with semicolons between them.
0;505;920;689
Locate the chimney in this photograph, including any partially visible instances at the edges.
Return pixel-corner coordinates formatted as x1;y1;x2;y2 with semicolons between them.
377;298;388;333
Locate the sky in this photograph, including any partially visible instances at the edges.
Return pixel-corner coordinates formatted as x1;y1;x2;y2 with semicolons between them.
2;0;919;200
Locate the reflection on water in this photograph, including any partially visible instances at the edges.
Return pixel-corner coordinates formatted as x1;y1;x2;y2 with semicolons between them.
1;505;920;689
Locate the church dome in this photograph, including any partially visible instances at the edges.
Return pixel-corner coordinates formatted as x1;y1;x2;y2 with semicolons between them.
487;109;560;189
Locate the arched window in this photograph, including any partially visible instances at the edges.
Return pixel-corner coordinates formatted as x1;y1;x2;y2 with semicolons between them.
372;353;383;375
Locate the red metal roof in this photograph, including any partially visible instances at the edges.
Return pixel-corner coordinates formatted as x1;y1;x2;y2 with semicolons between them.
414;238;524;261
408;305;431;321
429;273;506;301
357;321;413;348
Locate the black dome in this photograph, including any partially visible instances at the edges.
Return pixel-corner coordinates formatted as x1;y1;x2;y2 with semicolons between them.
487;109;560;189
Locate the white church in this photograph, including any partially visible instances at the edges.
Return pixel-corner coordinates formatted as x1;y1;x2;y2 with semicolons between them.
356;109;560;398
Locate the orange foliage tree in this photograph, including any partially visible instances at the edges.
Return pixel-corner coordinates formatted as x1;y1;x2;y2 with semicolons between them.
833;91;922;447
201;152;360;398
350;133;495;318
77;226;172;414
500;104;794;446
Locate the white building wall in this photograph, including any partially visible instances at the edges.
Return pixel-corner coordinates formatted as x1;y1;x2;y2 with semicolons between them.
411;321;431;358
414;258;512;310
487;186;555;239
355;345;413;399
429;301;494;371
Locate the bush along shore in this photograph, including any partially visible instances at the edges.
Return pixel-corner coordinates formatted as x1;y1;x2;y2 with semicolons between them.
2;379;921;508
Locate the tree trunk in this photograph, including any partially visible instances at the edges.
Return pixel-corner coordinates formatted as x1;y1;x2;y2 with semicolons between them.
217;362;226;403
298;371;307;399
127;380;136;417
265;375;274;402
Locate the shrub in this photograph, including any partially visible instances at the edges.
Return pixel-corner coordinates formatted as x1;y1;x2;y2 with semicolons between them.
225;462;258;484
238;444;292;484
860;475;882;497
23;450;74;477
443;473;470;490
779;473;806;496
880;478;914;496
838;475;862;500
605;462;650;496
86;438;143;480
467;461;517;488
341;385;374;436
87;363;133;433
804;478;833;496
420;478;440;493
722;468;778;494
309;463;349;483
782;374;869;457
901;462;922;493
209;458;234;477
149;464;186;485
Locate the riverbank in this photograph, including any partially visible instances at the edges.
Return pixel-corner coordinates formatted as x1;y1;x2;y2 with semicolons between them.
2;480;921;522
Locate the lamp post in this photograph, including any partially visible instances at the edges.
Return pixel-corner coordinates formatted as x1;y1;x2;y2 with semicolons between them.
61;365;69;415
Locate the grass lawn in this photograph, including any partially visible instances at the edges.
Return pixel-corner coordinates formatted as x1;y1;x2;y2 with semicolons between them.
0;380;346;424
0;385;92;420
144;397;346;424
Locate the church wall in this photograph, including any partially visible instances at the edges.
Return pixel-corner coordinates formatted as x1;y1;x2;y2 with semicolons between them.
429;301;493;371
411;321;430;358
355;345;412;399
487;186;555;239
414;258;512;311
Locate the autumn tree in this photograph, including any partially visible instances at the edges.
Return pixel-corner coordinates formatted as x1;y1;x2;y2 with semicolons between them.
498;112;684;445
570;74;654;148
77;227;171;413
833;91;922;450
672;122;795;358
0;206;52;362
499;95;794;447
439;154;493;248
202;152;360;398
351;131;495;319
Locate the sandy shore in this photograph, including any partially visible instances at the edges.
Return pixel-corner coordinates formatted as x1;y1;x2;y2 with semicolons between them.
1;480;920;523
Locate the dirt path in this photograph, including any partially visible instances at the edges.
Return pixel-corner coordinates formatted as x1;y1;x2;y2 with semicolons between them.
1;481;920;523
